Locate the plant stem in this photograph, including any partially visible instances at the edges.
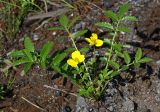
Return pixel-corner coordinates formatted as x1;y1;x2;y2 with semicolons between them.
101;21;120;93
105;21;120;70
66;29;91;81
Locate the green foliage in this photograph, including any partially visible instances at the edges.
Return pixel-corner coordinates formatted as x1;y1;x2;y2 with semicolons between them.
10;36;54;73
0;0;41;41
11;3;152;100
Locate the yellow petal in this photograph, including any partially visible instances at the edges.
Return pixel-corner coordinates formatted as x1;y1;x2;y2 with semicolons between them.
95;39;103;47
90;33;98;41
71;51;81;60
77;55;85;63
85;38;94;46
67;59;78;67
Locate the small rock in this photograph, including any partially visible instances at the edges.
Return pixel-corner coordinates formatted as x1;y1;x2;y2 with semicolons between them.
76;97;88;112
122;98;135;112
32;33;39;41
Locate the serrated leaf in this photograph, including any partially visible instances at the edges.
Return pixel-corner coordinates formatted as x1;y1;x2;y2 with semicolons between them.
135;48;142;62
118;27;131;33
105;10;118;21
59;15;68;28
24;62;33;73
48;26;65;30
122;16;138;21
124;51;131;64
73;30;88;39
108;60;120;69
24;37;34;52
52;52;67;65
139;57;152;63
40;41;54;68
95;22;114;30
118;3;129;18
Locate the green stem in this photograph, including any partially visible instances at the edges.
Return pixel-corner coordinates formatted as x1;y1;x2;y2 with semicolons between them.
105;21;120;70
66;29;91;81
101;21;121;93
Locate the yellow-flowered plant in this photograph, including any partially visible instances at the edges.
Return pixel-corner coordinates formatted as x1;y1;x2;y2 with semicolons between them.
10;3;152;101
85;33;103;47
67;51;85;67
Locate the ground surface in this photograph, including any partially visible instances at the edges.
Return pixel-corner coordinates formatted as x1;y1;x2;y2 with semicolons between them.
0;0;160;112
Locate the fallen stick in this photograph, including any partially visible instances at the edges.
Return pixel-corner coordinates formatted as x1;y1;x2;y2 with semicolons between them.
21;96;46;112
43;85;77;97
26;8;70;21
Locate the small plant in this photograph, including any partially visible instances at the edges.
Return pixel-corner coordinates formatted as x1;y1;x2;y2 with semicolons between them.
11;4;152;100
49;3;152;100
10;36;54;73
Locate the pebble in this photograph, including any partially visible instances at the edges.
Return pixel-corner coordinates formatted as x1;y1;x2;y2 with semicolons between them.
122;98;135;111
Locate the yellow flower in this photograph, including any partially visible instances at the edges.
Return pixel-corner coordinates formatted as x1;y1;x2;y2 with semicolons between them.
85;33;103;47
67;51;85;67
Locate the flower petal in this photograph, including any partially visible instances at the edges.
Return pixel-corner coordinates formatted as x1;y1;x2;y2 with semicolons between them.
95;39;103;47
71;51;81;60
78;55;85;63
90;33;98;41
85;38;94;46
67;59;78;67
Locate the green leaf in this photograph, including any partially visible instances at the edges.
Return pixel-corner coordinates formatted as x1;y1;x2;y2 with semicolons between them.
13;59;31;66
48;26;65;30
68;16;80;29
40;41;54;68
10;50;24;58
24;62;33;73
118;3;129;18
105;10;118;21
64;48;76;54
117;27;131;33
122;16;138;21
138;57;152;63
95;22;114;30
113;44;122;52
52;52;67;65
23;49;33;61
80;47;89;54
109;71;119;78
124;51;131;64
24;37;34;52
78;89;86;96
135;48;142;62
121;65;129;71
73;30;88;39
100;74;104;81
82;73;90;81
108;60;120;69
116;51;124;58
62;63;68;71
59;15;69;28
134;62;140;68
